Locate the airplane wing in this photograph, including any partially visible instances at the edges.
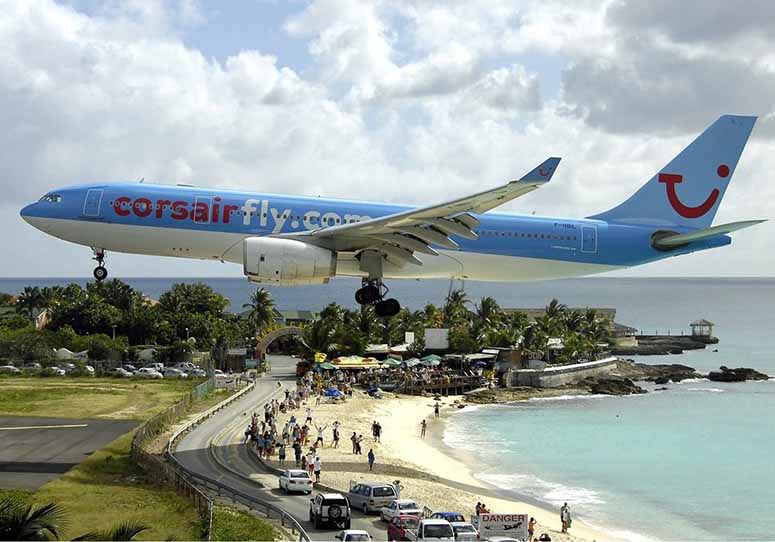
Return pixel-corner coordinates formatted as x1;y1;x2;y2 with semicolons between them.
652;219;765;249
279;157;561;267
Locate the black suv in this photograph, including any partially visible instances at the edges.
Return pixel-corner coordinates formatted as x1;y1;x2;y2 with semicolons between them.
309;492;352;529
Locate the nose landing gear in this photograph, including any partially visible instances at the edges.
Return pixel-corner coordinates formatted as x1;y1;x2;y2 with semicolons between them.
354;279;400;317
92;249;108;282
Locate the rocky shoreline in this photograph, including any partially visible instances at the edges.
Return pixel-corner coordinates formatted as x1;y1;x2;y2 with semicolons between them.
465;360;770;404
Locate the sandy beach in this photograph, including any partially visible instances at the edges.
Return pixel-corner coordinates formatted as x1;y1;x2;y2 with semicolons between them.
261;390;623;542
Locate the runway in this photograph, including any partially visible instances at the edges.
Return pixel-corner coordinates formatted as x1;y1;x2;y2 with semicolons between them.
0;416;137;489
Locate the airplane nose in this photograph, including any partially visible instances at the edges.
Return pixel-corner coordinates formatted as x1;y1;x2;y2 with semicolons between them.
20;203;36;223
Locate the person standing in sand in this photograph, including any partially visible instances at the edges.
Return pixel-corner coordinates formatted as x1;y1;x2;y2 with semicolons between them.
434;403;440;417
367;448;375;471
528;517;536;541
351;432;358;453
420;419;427;438
560;502;571;533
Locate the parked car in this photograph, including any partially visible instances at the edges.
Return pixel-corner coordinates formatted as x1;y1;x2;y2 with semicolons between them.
186;368;207;378
41;367;66;376
57;362;76;373
135;367;163;379
336;530;371;541
163;368;188;379
22;362;42;373
309;493;351;529
110;367;133;378
430;513;466;524
0;365;21;374
388;515;421;541
408;519;454;541
83;364;95;375
144;363;164;372
122;364;138;373
450;522;478;541
279;469;313;494
382;499;423;522
348;482;398;514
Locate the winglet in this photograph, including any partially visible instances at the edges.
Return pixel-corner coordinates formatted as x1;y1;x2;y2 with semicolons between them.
520;157;561;183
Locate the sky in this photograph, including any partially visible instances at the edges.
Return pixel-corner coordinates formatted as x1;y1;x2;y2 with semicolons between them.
1;0;774;278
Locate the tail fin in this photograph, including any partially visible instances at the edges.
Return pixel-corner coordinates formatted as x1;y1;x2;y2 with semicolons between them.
590;115;756;228
520;157;561;183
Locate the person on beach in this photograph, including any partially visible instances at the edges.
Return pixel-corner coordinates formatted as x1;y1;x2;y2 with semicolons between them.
307;450;315;477
560;503;571;533
528;517;537;541
293;439;302;467
305;406;313;423
278;443;286;466
332;425;340;448
434;403;440;417
475;502;482;516
314;423;327;446
314;455;322;482
367;448;375;471
420;419;427;438
374;421;382;442
355;434;363;455
351;432;358;453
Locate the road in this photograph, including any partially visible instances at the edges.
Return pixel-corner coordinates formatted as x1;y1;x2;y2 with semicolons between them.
0;416;137;489
175;355;387;541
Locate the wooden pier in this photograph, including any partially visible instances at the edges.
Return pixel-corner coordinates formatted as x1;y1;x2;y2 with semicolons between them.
397;375;483;396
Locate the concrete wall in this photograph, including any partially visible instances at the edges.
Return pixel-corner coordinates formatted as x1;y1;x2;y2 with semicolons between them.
509;357;618;388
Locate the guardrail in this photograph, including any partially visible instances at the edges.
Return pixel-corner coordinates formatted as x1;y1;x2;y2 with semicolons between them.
166;377;311;542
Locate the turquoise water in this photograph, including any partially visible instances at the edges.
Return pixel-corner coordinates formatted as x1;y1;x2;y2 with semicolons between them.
1;276;773;538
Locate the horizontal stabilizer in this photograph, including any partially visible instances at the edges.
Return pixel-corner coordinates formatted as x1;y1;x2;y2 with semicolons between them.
653;220;766;249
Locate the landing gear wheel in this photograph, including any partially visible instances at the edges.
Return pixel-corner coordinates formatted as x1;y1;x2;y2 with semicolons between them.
355;284;381;305
93;266;108;281
375;298;400;317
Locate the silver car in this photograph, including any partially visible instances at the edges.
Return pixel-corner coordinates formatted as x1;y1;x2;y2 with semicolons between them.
347;482;398;514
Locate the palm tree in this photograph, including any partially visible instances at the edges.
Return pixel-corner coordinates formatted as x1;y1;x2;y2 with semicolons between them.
0;496;67;540
72;521;149;541
242;288;275;332
475;297;502;324
443;289;470;327
15;286;44;324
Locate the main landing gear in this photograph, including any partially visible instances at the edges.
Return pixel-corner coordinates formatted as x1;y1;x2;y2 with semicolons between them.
92;249;108;282
354;279;400;317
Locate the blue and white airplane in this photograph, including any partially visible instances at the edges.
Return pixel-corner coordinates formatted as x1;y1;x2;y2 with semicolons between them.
20;115;764;316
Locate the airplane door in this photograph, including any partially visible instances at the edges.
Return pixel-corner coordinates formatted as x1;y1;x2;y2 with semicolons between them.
581;225;597;253
82;189;104;217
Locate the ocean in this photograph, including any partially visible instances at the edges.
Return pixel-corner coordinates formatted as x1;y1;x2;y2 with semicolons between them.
1;276;773;539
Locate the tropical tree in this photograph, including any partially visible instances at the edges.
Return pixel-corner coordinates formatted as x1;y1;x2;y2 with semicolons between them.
15;286;44;323
443;290;470;328
72;521;149;541
0;496;67;540
242;288;275;332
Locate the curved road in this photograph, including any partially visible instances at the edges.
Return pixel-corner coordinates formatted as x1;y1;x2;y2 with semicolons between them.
175;355;387;540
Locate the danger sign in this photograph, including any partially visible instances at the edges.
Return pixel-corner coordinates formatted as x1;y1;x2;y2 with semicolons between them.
471;514;528;540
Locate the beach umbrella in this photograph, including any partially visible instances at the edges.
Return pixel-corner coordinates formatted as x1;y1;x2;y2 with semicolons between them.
382;358;402;367
421;358;441;367
421;354;442;363
318;362;337;370
403;357;421;367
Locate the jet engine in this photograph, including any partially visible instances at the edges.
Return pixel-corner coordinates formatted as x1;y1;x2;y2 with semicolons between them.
243;237;337;285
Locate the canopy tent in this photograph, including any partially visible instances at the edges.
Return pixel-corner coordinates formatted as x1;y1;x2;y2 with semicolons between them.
317;362;337;370
421;358;441;367
387;353;403;361
421;354;442;363
381;358;402;368
332;355;382;370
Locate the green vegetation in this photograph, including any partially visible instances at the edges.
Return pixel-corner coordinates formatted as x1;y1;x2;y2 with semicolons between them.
210;506;279;541
0;377;197;419
303;292;611;362
1;434;202;540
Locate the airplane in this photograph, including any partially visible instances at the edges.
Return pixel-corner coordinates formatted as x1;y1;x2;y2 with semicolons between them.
20;114;764;317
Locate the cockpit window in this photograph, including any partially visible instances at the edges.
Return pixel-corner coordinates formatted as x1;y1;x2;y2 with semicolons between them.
40;194;63;203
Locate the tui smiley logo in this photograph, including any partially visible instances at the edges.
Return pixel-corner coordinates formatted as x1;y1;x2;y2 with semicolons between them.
659;164;730;219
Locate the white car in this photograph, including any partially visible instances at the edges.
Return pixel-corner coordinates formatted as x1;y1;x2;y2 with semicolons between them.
410;519;455;541
163;368;188;379
110;367;133;378
0;365;21;374
278;469;313;494
450;522;478;542
381;499;423;522
336;530;371;541
135;367;163;379
186;368;207;378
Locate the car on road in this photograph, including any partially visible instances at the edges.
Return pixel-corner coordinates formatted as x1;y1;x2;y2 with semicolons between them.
408;518;455;541
0;365;21;374
163;368;188;379
450;522;478;541
109;367;133;378
135;367;163;379
309;492;351;529
348;481;398;514
387;515;421;541
381;499;423;522
430;512;466;524
336;530;371;541
279;469;313;494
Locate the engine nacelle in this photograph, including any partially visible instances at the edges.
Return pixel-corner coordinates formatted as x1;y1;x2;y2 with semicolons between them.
243;237;336;286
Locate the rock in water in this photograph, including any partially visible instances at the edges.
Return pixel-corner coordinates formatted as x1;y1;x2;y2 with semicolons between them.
707;366;770;382
581;377;647;396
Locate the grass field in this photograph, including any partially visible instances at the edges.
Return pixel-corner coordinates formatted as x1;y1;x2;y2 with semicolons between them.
211;506;279;541
2;433;204;540
0;376;199;420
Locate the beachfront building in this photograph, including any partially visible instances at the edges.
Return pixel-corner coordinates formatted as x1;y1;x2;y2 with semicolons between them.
690;319;715;338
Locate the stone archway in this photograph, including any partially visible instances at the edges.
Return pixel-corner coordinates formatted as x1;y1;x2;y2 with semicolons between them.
255;326;305;358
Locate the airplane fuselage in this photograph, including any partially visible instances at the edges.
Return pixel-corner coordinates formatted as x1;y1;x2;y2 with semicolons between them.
20;182;728;281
